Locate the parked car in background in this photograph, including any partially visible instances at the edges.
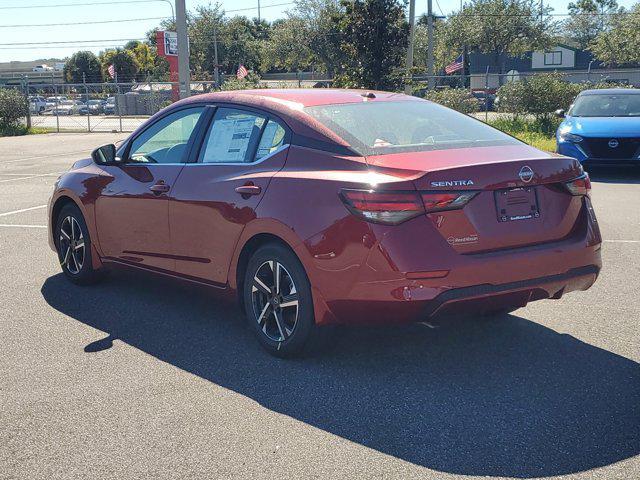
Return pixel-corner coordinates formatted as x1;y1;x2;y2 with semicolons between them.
48;89;601;357
79;100;105;115
32;64;53;72
49;100;84;116
29;95;47;114
103;98;116;115
54;62;66;72
556;88;640;167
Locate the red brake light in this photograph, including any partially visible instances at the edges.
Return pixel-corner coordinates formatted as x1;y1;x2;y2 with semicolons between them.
339;190;423;225
421;191;478;213
340;189;478;225
564;173;591;196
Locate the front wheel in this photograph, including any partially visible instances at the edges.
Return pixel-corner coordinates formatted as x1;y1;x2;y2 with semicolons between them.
55;203;104;285
243;243;327;358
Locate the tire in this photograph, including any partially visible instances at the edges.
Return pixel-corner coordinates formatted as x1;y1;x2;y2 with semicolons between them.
54;203;104;285
243;243;328;358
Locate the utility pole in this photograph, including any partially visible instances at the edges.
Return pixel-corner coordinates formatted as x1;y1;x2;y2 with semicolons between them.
175;0;190;99
404;0;416;94
257;0;261;22
213;26;220;88
427;0;435;89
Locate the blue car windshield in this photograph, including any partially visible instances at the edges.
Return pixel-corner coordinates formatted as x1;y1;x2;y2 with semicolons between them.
569;94;640;117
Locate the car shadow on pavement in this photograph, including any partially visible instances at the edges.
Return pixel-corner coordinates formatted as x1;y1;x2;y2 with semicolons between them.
41;270;640;478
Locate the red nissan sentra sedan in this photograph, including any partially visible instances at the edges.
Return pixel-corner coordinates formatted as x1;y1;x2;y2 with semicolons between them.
48;89;602;356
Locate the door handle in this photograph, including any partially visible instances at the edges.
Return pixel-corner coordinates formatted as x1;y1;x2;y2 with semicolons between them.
235;184;262;196
149;181;170;194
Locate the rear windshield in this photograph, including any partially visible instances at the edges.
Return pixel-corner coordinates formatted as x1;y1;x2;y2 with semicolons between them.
569;94;640;117
304;100;519;156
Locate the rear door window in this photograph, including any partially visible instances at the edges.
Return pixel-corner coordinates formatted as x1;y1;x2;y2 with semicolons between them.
199;108;267;164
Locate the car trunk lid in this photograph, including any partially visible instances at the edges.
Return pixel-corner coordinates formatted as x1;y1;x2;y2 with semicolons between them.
365;145;586;253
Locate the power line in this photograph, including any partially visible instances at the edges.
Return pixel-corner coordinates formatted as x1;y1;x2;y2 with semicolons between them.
0;38;147;46
0;16;168;28
0;0;168;9
0;0;293;13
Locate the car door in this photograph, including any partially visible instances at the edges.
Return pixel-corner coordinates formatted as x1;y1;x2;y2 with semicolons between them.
169;106;290;284
95;106;206;271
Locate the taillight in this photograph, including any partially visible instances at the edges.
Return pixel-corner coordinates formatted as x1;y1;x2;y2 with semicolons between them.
564;173;591;196
421;191;478;213
339;189;477;225
339;190;423;225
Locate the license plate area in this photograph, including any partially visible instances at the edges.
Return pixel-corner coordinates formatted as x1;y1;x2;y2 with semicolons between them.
495;187;540;222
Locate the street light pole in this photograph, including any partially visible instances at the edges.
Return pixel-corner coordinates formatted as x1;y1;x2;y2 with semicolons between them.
404;0;416;94
427;0;435;89
175;0;190;99
213;26;220;88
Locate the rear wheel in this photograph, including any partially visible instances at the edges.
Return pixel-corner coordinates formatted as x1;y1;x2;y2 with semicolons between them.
243;243;326;357
55;203;103;285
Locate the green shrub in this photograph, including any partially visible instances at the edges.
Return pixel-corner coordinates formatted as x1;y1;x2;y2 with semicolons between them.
496;74;636;125
423;88;478;114
490;116;562;137
0;88;28;134
220;73;265;91
496;73;577;123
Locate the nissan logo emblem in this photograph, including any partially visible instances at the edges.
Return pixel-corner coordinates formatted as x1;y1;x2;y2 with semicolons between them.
519;165;534;183
608;139;619;148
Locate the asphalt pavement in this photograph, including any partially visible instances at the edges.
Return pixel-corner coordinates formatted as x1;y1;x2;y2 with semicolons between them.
0;133;638;479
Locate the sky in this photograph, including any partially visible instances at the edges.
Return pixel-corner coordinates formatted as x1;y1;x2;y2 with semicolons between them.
0;0;637;63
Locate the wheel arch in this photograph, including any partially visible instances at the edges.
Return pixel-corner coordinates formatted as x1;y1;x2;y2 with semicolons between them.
49;192;104;270
233;232;299;308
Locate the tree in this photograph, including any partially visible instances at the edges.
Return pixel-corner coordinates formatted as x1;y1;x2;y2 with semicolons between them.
333;0;408;90
292;0;345;75
100;49;139;82
591;4;640;66
63;51;102;83
562;0;619;49
221;16;265;73
441;0;556;74
261;18;314;72
129;43;156;79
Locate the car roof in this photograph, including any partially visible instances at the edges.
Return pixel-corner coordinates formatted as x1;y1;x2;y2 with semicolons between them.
189;88;411;108
162;88;422;152
578;88;640;96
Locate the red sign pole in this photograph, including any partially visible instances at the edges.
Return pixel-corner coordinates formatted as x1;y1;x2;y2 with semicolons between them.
156;31;180;102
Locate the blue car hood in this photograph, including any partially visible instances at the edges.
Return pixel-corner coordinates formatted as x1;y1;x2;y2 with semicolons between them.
561;116;640;137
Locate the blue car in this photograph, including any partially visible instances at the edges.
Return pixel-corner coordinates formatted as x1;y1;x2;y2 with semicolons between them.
556;88;640;167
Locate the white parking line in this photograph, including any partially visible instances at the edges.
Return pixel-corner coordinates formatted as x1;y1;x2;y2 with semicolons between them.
0;150;90;165
0;224;47;228
0;173;60;176
0;173;60;184
604;239;640;244
0;205;47;217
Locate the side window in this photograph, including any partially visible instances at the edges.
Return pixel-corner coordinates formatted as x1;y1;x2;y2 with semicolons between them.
199;108;266;164
255;120;286;161
128;107;204;164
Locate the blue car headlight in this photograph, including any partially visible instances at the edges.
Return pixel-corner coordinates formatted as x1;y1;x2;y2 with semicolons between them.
559;132;583;143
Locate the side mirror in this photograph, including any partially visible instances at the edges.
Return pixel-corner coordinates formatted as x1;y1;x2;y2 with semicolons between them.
91;144;118;165
555;109;565;118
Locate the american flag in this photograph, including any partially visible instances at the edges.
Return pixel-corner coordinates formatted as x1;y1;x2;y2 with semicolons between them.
236;64;248;79
445;54;464;75
107;64;115;78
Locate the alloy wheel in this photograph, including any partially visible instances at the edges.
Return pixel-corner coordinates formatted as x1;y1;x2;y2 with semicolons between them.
251;260;299;342
58;216;85;275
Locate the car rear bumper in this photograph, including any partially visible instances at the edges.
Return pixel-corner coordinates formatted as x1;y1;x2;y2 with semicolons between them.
311;207;602;326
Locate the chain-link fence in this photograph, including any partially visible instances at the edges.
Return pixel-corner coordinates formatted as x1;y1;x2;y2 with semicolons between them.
3;68;639;133
5;80;223;133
